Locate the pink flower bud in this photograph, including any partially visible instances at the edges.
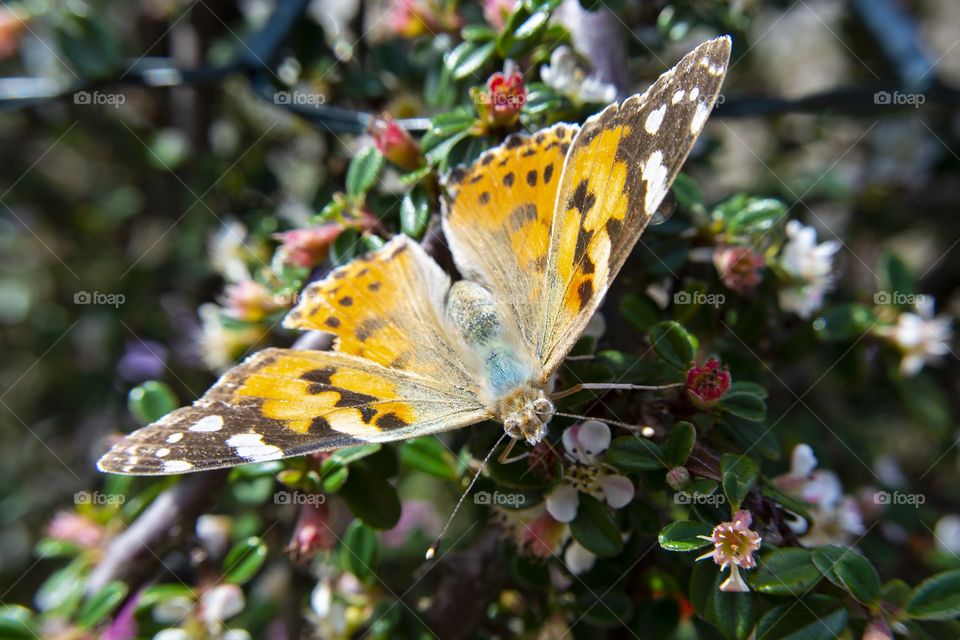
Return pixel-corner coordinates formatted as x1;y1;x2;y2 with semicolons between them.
288;502;335;560
686;358;732;408
370;115;423;171
714;245;765;294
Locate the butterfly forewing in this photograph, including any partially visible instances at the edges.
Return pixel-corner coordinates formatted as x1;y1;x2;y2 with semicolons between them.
537;36;731;374
442;123;580;357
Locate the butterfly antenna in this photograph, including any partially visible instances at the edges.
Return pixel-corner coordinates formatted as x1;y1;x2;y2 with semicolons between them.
426;431;508;560
554;411;656;437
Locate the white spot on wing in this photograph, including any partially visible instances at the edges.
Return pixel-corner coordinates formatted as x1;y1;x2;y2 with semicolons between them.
691;102;710;133
166;432;183;444
645;105;667;134
642;150;669;213
672;89;685;105
155;448;170;458
689;86;700;101
190;415;224;432
226;432;284;462
163;460;193;472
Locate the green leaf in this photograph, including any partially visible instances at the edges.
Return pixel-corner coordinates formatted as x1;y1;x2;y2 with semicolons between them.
720;453;759;510
658;521;713;552
76;581;128;629
620;293;660;332
727;381;768;399
461;24;496;42
330;444;382;465
726;198;786;235
713;587;758;640
718;391;767;422
319;458;348;492
136;584;195;611
762;484;813;527
512;10;550;42
452;41;496;80
346;147;384;200
606;435;666;471
813;304;876;341
399;437;459;481
755;595;847;640
0;606;37;639
223;537;267;585
649;321;695;370
339;460;402;529
579;590;635;629
749;548;821;596
672;172;704;210
905;570;960;621
664;421;696;466
127;381;178;424
812;545;880;605
340;521;380;583
878;252;917;306
570;494;623;557
329;227;359;266
399;190;431;239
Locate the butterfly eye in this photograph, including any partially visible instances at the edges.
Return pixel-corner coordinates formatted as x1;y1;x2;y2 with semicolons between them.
504;417;521;437
533;397;553;418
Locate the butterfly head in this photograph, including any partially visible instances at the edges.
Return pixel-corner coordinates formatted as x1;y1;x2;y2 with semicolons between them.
500;385;554;445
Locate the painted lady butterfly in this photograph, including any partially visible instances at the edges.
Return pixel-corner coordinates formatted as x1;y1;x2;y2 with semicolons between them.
98;37;731;475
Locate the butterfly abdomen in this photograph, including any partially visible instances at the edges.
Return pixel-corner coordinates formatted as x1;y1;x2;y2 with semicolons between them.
447;280;537;398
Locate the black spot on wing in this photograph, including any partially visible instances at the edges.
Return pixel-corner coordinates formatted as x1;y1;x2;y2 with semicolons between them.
567;179;596;215
376;413;408;430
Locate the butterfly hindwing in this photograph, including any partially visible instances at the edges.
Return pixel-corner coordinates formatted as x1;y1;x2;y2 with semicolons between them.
97;348;490;475
537;36;731;373
442;123;579;362
284;235;477;392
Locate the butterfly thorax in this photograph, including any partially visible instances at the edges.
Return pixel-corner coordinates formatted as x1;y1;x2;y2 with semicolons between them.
446;280;551;444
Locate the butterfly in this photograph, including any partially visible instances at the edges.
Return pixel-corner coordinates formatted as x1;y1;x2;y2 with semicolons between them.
98;37;731;475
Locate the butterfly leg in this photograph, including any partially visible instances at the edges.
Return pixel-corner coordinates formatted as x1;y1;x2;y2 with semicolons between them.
496;437;530;464
550;382;683;401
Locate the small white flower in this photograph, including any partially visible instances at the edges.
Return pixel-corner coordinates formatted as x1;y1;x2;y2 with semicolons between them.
199;584;245;633
777;220;840;319
773;444;865;546
564;540;597;575
540;46;616;105
934;514;960;555
209;219;252;283
880;298;953;375
153;630;191;640
545;421;635;523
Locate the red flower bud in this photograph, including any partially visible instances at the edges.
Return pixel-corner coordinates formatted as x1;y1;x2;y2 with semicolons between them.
476;68;526;129
686;358;731;408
